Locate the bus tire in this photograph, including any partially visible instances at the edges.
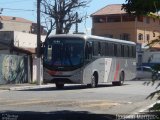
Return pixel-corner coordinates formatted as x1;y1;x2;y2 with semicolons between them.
118;72;124;86
112;72;124;86
55;83;64;89
87;73;98;88
91;73;98;88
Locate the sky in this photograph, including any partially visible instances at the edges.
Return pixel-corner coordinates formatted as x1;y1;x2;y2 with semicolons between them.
0;0;126;34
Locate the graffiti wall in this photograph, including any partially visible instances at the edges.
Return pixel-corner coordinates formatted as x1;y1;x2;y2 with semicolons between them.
0;54;29;84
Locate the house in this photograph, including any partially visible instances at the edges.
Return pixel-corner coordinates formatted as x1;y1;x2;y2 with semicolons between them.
0;16;46;85
0;31;46;54
91;4;160;49
0;31;46;84
0;15;46;35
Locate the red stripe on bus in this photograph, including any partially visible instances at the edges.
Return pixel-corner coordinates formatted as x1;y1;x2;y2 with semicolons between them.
114;63;120;81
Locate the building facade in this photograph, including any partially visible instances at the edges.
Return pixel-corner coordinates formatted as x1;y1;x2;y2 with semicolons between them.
0;15;46;35
91;4;160;48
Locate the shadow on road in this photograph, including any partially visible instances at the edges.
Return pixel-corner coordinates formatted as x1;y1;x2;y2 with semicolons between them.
19;83;128;92
0;110;116;120
130;78;153;81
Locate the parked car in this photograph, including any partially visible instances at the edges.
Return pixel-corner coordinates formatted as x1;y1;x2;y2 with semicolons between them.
136;66;156;80
152;71;160;80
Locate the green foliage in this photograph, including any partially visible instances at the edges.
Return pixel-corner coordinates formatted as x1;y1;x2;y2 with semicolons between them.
122;0;160;15
146;36;160;48
122;0;160;113
148;13;160;19
149;103;160;111
152;64;160;72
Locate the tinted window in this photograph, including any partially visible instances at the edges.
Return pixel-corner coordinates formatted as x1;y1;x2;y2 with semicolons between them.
105;42;109;56
117;44;121;57
114;44;117;56
124;45;129;57
129;46;132;57
143;67;152;72
108;43;114;56
100;42;106;56
93;41;99;56
44;38;84;67
121;45;125;57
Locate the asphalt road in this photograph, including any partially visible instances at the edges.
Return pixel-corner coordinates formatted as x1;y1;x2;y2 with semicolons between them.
0;80;159;120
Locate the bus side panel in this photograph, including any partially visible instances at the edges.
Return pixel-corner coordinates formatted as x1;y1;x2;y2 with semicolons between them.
107;58;116;82
82;63;93;84
124;59;136;80
107;58;136;82
83;58;106;84
104;58;112;82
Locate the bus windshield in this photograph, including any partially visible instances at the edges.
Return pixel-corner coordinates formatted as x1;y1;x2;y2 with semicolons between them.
44;37;84;70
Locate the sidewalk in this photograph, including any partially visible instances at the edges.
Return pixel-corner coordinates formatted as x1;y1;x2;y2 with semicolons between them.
0;83;55;91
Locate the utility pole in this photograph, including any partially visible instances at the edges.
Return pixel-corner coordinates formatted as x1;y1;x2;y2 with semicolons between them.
75;12;78;34
37;0;41;58
0;8;3;14
36;0;43;85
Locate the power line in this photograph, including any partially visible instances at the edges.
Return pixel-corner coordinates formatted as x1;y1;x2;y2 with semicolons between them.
1;7;35;12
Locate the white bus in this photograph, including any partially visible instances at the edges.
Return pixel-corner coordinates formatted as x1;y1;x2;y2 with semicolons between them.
43;34;136;89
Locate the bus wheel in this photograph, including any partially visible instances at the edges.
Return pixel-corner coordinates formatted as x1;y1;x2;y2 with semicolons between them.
55;83;64;89
118;72;124;86
88;74;98;88
112;72;124;86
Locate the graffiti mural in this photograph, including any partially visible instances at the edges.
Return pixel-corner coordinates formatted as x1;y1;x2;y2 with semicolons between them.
0;54;29;84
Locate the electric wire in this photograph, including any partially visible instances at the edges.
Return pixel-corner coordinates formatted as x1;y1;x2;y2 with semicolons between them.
1;8;35;12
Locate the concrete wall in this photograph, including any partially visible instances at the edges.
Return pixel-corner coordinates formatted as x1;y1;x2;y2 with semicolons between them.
0;54;30;85
13;31;46;48
92;22;137;42
0;21;32;33
92;16;160;48
0;31;46;53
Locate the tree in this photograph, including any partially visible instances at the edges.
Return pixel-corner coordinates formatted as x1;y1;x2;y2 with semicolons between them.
122;0;160;112
41;0;90;36
122;0;160;51
146;35;160;48
122;0;160;15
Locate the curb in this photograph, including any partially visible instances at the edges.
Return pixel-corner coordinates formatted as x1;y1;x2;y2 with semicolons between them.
0;84;55;91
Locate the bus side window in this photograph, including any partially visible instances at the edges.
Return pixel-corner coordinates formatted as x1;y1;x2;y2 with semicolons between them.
127;46;130;57
108;43;113;56
105;42;109;56
93;41;99;56
129;46;132;58
124;45;128;57
114;44;117;57
100;42;105;56
117;44;121;57
85;42;93;59
98;42;101;55
121;45;124;57
133;46;136;58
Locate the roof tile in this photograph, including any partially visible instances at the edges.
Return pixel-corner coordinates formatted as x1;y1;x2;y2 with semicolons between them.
91;4;126;16
0;15;33;23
